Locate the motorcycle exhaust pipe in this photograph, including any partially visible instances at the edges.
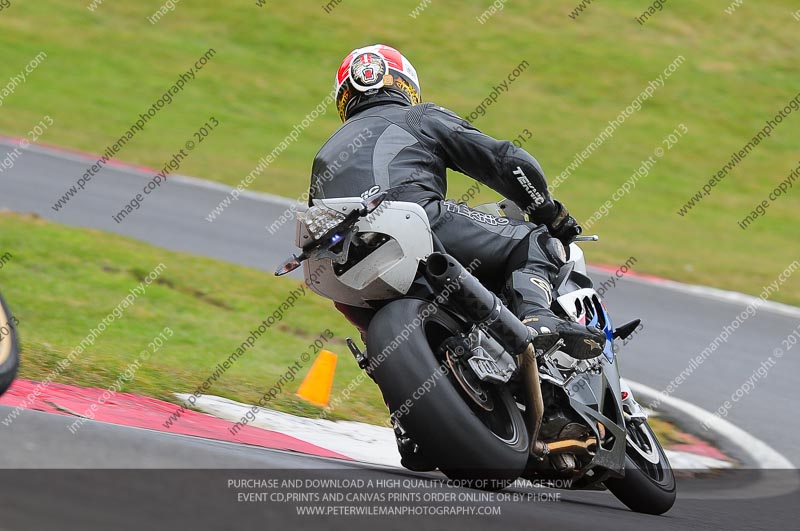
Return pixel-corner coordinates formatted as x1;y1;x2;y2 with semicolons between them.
425;252;532;355
520;343;546;457
545;437;598;455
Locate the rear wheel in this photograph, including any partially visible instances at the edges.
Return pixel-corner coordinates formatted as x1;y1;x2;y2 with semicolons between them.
605;419;676;515
367;299;529;481
0;293;20;396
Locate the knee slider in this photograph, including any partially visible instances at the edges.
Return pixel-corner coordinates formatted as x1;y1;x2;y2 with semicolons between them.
537;232;567;267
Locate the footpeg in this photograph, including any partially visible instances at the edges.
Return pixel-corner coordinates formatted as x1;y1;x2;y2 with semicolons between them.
536;337;565;358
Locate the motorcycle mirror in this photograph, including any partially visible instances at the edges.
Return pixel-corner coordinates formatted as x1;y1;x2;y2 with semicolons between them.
362;191;388;214
274;254;304;276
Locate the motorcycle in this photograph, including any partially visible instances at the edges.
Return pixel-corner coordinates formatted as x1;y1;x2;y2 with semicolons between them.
276;192;676;515
0;292;20;396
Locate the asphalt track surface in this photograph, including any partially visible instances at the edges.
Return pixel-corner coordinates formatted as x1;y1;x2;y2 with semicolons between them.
0;140;798;529
0;405;797;531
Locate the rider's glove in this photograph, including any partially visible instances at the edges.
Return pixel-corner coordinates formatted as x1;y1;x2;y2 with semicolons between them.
547;201;582;245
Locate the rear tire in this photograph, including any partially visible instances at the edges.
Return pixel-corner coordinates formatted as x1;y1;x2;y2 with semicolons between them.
367;299;529;481
605;420;676;515
0;293;20;396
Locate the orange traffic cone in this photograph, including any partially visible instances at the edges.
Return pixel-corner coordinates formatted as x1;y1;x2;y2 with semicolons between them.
297;350;337;407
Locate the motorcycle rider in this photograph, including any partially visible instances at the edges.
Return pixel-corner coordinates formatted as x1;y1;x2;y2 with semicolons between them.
310;44;606;361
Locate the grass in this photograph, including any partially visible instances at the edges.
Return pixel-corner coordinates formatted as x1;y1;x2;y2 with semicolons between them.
1;1;799;304
0;211;387;424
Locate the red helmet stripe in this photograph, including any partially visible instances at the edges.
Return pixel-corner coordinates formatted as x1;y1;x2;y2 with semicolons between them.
378;45;403;71
336;52;354;86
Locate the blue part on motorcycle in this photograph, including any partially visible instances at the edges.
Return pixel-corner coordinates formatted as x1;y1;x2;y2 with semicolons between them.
599;303;615;362
331;233;343;243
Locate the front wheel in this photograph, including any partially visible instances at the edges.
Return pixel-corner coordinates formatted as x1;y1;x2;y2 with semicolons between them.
605;419;676;515
366;298;529;481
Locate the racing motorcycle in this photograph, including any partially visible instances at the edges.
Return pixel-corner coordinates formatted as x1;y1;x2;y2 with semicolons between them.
276;192;676;515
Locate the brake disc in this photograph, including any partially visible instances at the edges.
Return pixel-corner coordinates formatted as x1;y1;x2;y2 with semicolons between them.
445;349;495;412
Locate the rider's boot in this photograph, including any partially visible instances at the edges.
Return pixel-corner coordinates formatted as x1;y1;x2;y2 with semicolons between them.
507;270;606;360
523;311;606;359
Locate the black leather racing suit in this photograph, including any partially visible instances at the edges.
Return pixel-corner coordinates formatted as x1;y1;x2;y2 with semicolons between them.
309;101;565;320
